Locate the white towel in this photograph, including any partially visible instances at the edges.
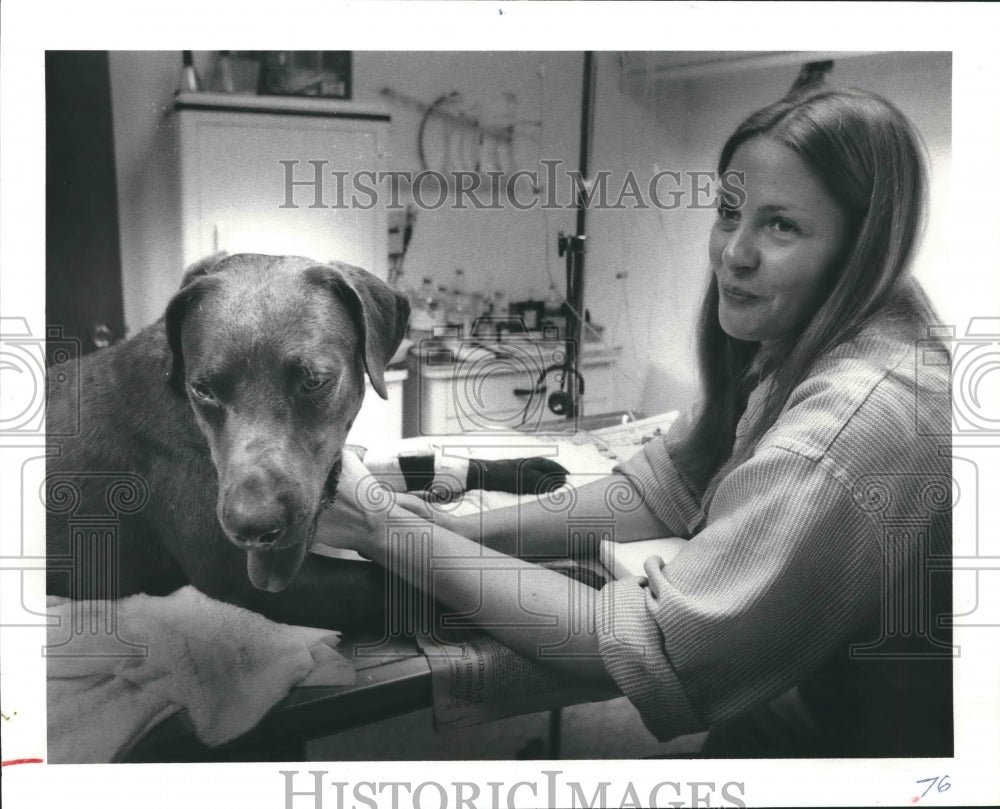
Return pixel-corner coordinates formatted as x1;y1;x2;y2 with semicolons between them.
46;586;353;763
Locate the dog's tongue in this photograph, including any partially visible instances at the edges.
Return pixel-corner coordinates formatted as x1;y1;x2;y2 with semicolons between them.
246;542;307;592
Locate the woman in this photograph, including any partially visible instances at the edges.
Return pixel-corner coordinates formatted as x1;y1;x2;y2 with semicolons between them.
326;86;953;757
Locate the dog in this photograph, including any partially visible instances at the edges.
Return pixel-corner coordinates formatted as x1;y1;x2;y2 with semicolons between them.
47;253;569;630
47;253;410;629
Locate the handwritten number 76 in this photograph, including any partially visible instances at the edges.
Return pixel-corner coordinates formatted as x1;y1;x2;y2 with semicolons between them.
916;775;951;798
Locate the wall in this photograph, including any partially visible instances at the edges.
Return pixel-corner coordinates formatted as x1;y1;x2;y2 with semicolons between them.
108;51;951;418
352;51;582;302
108;52;185;338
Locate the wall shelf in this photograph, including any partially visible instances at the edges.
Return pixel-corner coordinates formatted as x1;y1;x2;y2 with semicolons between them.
174;91;390;122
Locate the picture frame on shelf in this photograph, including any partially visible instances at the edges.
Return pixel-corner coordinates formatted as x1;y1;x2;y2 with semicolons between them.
257;51;352;100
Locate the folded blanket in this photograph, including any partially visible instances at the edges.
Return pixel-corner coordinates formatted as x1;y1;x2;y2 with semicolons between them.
46;586;353;763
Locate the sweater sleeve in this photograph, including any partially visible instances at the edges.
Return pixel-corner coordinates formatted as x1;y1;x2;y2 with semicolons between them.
613;432;705;539
597;447;882;742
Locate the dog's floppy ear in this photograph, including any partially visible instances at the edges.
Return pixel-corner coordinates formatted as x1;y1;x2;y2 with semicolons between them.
178;251;229;288
304;262;410;399
164;254;228;391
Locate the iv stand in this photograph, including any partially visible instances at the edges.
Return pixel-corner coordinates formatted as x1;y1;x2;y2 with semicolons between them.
549;51;596;420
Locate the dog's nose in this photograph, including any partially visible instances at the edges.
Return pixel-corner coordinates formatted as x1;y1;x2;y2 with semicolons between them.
233;519;286;548
241;526;284;546
224;496;288;548
258;527;282;543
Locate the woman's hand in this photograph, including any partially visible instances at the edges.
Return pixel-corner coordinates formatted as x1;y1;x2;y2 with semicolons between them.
314;450;390;564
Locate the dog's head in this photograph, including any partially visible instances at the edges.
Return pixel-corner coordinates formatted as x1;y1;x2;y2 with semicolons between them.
165;253;409;592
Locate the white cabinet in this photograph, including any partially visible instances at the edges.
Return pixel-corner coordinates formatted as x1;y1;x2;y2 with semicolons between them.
348;370;407;448
174;92;404;441
175;92;390;277
403;341;622;436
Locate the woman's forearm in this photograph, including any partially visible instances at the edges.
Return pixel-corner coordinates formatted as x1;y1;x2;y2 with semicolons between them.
381;503;618;687
458;473;670;557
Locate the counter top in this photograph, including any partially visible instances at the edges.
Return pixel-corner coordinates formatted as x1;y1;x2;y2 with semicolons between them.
382;367;408;383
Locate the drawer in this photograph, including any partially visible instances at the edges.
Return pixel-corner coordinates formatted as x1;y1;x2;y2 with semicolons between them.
403;345;622;436
442;366;547;432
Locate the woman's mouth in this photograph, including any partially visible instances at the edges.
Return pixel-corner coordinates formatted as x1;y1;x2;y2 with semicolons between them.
721;284;760;304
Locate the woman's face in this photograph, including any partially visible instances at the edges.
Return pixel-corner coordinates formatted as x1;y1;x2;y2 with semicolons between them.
709;137;850;345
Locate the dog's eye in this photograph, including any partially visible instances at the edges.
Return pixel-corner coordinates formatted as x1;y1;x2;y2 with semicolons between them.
190;382;217;403
301;376;330;393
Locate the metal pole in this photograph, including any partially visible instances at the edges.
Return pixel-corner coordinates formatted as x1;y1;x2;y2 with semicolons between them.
561;51;596;419
576;50;596;240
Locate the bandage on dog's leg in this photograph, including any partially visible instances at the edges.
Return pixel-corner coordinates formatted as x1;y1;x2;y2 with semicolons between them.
362;448;567;497
467;457;569;495
397;453;437;491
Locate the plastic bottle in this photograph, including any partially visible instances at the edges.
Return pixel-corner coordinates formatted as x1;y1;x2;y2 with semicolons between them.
492;289;509;318
409;277;438;338
210;51;235;94
178;51;201;94
418;276;437;308
491;290;510;340
435;285;451;327
396;273;417;325
447;269;472;337
543;283;567;338
395;272;413;298
545;284;562;316
470;290;487;321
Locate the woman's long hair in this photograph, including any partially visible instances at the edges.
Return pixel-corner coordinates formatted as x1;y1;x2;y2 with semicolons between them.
669;87;939;502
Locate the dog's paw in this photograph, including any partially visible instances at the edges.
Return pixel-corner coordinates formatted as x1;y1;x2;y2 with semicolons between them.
466;457;569;496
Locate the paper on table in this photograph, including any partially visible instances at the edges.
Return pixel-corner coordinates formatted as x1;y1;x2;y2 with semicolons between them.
416;630;613;729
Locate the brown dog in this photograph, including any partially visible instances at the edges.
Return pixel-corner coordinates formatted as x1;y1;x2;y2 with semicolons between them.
46;253;409;628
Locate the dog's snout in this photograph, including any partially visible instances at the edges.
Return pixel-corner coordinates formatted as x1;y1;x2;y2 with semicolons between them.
222;474;296;549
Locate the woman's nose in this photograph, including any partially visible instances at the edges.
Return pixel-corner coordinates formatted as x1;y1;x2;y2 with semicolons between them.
721;224;758;273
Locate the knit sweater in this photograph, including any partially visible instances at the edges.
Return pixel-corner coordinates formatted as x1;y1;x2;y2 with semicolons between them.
598;321;953;757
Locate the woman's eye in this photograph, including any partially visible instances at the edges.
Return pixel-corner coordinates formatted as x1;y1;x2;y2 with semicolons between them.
717;205;740;224
190;382;217;403
770;217;799;235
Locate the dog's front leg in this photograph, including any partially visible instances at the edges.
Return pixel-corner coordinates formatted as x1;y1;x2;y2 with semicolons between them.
177;536;388;630
243;554;389;630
